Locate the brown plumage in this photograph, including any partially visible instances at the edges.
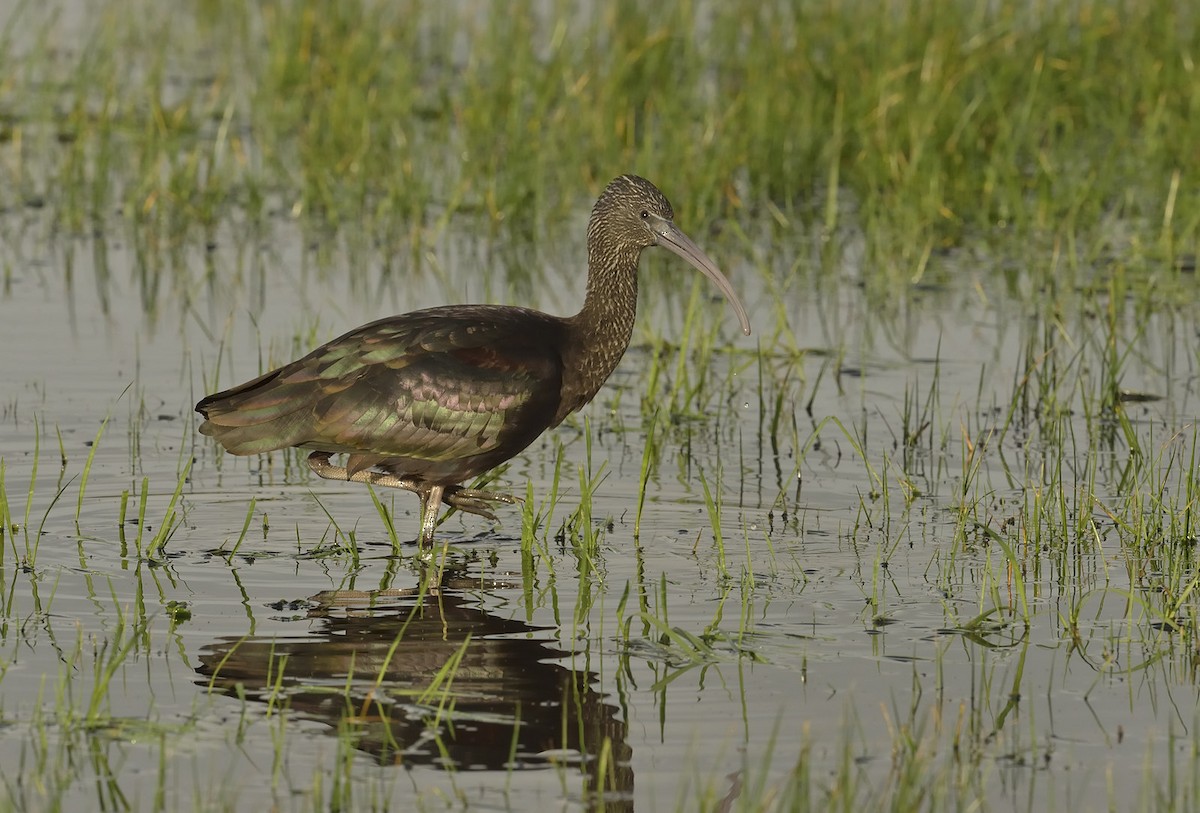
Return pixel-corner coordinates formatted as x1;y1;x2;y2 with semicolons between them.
196;175;751;548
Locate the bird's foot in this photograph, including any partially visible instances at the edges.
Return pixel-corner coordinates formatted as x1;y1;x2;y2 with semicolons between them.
307;453;519;543
442;486;523;521
307;452;423;494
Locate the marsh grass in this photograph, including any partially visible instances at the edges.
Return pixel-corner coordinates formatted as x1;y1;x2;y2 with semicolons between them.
0;460;11;560
5;0;1198;296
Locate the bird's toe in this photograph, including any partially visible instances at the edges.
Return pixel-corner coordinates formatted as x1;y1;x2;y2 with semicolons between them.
442;494;499;521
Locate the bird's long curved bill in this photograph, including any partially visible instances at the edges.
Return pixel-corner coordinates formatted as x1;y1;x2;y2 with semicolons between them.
657;222;752;336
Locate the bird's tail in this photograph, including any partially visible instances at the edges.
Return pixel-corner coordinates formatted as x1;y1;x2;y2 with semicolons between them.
196;368;312;455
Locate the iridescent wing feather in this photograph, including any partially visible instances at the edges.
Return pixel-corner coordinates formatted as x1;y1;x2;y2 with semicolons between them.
197;306;566;468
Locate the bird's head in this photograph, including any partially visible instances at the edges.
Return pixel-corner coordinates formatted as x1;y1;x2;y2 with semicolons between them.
587;175;751;336
588;174;676;255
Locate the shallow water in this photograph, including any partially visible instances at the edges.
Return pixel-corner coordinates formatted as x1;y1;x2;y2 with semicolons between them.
3;185;1198;811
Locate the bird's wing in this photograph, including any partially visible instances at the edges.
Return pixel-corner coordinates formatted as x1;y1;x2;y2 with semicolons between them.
197;307;565;462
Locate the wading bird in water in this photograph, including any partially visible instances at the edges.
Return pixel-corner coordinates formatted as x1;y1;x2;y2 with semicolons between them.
196;175;751;548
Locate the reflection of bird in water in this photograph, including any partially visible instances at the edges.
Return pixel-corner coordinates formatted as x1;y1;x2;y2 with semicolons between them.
196;585;633;808
196;175;750;547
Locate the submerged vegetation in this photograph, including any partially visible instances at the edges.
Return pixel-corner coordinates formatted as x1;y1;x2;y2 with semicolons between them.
0;0;1199;810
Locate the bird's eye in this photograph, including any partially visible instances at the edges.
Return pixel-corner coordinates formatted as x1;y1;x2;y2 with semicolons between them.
640;210;649;220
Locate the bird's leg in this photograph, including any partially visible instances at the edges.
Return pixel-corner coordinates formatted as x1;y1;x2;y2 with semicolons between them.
442;485;523;522
308;453;446;547
307;453;444;546
418;484;445;549
307;453;515;539
307;452;422;493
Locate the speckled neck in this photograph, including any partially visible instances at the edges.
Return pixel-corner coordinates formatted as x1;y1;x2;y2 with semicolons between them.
557;242;641;421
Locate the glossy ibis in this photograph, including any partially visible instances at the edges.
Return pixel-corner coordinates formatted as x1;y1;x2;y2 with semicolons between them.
196;175;751;548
